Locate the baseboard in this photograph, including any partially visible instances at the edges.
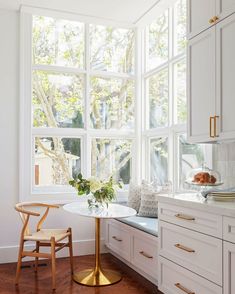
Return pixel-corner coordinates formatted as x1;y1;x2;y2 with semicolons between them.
0;239;107;264
107;247;158;286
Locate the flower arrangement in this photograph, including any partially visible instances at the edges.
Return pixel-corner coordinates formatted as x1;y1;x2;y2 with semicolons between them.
69;173;122;208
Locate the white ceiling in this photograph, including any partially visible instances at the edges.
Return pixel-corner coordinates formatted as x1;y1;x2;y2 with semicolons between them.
0;0;161;24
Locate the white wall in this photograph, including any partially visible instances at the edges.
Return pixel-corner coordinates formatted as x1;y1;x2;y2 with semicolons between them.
0;9;100;263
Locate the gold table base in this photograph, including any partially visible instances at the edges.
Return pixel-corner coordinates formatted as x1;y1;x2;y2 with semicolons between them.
73;218;122;286
73;268;122;286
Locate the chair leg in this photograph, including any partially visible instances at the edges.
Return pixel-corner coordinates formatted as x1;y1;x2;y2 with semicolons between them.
34;241;40;272
15;239;24;285
68;228;74;275
51;237;56;290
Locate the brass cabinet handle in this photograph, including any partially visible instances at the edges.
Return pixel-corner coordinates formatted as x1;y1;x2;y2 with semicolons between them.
209;18;215;24
139;251;153;259
175;283;195;294
112;236;122;242
174;243;195;253
210;116;215;137
213;16;219;22
209;15;219;24
175;213;195;221
214;115;219;137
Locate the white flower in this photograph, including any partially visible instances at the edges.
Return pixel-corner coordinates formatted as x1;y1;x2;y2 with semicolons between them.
88;177;103;193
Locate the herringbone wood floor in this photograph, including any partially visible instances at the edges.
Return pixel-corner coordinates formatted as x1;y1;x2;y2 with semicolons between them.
0;253;162;294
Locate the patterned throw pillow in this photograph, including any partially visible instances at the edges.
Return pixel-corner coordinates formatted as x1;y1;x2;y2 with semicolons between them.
128;183;141;212
138;181;158;218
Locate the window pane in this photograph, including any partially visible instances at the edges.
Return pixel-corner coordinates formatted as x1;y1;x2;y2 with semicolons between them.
90;25;134;74
178;134;206;190
174;59;187;124
90;77;134;129
174;0;187;55
33;71;84;128
147;68;168;128
33;16;84;68
34;137;81;186
146;10;168;70
91;139;132;185
150;137;168;184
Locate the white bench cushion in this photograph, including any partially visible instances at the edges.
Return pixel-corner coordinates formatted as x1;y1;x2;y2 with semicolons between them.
116;216;158;237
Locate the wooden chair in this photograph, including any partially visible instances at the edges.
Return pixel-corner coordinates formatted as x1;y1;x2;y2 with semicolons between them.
15;202;74;290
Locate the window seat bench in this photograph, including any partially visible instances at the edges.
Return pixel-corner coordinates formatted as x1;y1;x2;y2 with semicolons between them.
116;216;158;237
105;215;158;285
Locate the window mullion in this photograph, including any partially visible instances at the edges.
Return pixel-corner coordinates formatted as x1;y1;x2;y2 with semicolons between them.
84;23;91;178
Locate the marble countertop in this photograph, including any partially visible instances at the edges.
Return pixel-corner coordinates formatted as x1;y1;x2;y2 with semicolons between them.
157;193;235;217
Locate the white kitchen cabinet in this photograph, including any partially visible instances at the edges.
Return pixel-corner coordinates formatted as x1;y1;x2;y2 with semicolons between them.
105;219;158;284
188;0;216;39
188;0;235;39
216;13;235;140
106;220;131;261
223;241;235;294
188;11;235;143
157;194;235;294
159;256;222;294
187;27;216;143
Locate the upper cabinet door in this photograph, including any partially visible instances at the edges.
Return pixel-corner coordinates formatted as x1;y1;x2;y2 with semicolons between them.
187;28;216;143
216;13;235;140
188;0;216;39
216;0;235;21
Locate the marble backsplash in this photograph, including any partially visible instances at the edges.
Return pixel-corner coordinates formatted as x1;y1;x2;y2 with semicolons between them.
213;142;235;188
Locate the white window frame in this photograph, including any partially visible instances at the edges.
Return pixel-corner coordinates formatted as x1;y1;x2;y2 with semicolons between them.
142;3;212;192
19;2;212;203
20;7;139;203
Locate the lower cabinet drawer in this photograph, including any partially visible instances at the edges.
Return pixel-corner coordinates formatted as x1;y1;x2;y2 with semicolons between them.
159;220;222;285
132;232;158;278
106;221;131;261
158;202;222;238
159;256;222;294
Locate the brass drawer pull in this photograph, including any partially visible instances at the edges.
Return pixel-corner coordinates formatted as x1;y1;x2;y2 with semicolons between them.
175;283;195;294
139;251;153;259
210;116;215;137
213;16;219;22
112;236;122;242
209;18;214;24
175;213;195;221
174;243;195;253
209;15;219;24
214;115;219;137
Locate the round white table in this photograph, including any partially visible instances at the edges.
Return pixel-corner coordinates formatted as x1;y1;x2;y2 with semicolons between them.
63;202;136;287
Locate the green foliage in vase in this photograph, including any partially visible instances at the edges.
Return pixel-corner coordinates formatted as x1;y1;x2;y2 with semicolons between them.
69;173;122;208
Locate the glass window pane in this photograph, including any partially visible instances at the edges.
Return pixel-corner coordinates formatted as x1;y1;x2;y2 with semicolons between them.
90;77;134;129
147;68;169;128
174;0;187;55
178;134;206;190
34;137;81;186
150;137;168;184
91;139;132;185
90;25;135;74
146;10;168;70
33;71;84;128
32;16;84;68
174;59;187;124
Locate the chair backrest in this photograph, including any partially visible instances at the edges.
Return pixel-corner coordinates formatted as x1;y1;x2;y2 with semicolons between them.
15;202;59;236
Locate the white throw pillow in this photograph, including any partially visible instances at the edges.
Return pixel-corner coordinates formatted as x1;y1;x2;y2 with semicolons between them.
138;181;158;218
128;183;141;212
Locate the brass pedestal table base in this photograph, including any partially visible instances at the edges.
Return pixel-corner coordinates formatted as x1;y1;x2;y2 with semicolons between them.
73;218;122;286
73;268;121;286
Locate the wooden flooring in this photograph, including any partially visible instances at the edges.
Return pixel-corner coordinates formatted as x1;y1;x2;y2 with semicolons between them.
0;253;162;294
